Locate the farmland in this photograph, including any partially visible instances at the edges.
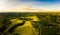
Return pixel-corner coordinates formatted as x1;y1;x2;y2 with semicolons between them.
0;12;60;35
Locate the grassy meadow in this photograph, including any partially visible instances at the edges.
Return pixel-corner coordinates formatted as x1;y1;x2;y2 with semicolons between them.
0;12;60;35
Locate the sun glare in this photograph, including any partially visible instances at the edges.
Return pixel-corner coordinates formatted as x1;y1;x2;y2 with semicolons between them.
0;0;6;11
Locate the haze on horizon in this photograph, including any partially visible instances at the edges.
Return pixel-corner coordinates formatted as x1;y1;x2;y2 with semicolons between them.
0;0;60;12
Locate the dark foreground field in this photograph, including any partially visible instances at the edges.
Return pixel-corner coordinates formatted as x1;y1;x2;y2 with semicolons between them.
0;12;60;35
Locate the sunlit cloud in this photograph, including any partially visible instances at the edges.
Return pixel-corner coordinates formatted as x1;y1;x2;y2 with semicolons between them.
0;0;60;12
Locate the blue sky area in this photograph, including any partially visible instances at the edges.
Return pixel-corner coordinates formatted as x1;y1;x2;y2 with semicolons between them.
2;0;60;11
20;0;60;2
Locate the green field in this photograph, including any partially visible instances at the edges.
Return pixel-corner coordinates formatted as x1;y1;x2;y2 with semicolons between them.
0;12;60;35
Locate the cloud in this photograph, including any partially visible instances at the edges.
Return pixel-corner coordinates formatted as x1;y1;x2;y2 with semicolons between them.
0;0;60;12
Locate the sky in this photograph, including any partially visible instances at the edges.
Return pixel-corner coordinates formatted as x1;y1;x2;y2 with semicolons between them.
0;0;60;12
